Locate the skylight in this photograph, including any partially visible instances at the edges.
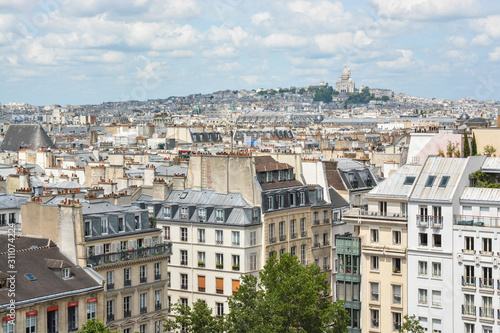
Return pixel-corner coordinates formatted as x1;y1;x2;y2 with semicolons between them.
439;176;450;187
25;273;37;281
403;176;416;185
180;192;188;199
425;175;436;187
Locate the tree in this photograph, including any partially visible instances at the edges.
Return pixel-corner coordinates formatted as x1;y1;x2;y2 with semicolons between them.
399;314;424;333
471;132;478;155
463;131;470;157
78;319;110;333
227;253;350;333
164;300;225;333
484;144;496;156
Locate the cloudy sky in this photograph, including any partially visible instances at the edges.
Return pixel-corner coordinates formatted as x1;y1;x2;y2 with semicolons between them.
1;0;500;105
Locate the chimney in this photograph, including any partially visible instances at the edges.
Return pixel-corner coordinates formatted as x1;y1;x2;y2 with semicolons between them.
173;174;186;190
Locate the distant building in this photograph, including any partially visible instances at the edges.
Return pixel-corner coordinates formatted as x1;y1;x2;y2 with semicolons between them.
336;66;355;93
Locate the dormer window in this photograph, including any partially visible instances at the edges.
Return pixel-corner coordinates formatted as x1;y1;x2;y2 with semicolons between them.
101;218;108;234
181;207;188;219
62;268;70;279
84;220;91;237
216;209;224;222
278;194;284;208
118;217;124;232
289;192;296;206
266;172;272;183
198;209;206;222
135;215;141;229
299;192;306;205
317;189;323;201
288;169;293;180
267;196;274;210
278;170;284;181
164;207;171;219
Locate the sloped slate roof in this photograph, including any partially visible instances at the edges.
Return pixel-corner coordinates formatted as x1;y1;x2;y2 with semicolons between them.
0;124;54;151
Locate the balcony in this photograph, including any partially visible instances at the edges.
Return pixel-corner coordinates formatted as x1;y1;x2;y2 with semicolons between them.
87;243;172;267
181;284;188;290
124;310;131;318
393;322;401;331
291;233;297;239
342;208;407;222
462;305;476;316
140;276;147;284
416;215;443;228
454;214;500;227
198;262;205;268
216;263;224;269
181;260;188;266
181;236;188;242
462;276;476;287
279;235;286;242
371;319;379;328
124;279;131;287
313;220;320;225
199;287;205;292
232;265;240;271
269;237;276;244
216;289;224;294
301;231;307;238
140;306;147;314
479;277;494;290
155;302;162;311
107;283;114;290
232;242;240;246
216;240;223;245
324;218;330;224
107;314;114;322
480;307;494;319
155;274;161;281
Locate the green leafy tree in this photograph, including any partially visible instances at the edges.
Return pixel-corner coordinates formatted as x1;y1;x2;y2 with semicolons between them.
399;314;424;333
463;131;470;157
164;300;225;333
471;132;478;155
78;319;110;333
227;253;349;333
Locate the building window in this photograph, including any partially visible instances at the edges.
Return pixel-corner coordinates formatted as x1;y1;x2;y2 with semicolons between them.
180;250;188;266
198;252;206;267
181;274;188;290
198;229;205;243
393;285;402;304
198;208;206;222
418;261;427;276
164;206;171;218
167;272;171;287
418;289;427;304
139;324;147;333
289;192;296;206
163;226;170;240
401;202;408;217
482;267;493;288
301;244;306;265
279;222;285;241
432;263;442;278
465;324;474;333
216;209;224;223
483;238;492;253
299;192;305;205
180;227;188;242
216;253;224;269
140;293;147;314
101;218;108;234
269;223;275;243
232;255;240;271
232;231;240;246
216;230;223;245
300;218;306;237
154;263;161;280
370;282;379;302
393;258;401;274
278;194;284;208
140;265;147;283
393;230;401;245
124;268;131;286
393;312;402;331
370;229;379;243
180;298;188;308
464;294;475;315
106;300;114;322
47;308;58;333
425;175;436;187
371;256;379;271
26;314;36;333
433;234;442;248
439;176;450;187
135;215;141;229
267;196;274;210
266;172;272;182
379;201;387;216
68;305;78;331
87;300;96;320
370;309;379;328
107;271;114;290
250;230;257;245
84;220;91;236
249;253;257;271
419;233;428;246
216;303;224;317
290;219;296;238
291;246;296;256
216;277;224;294
432;290;442;307
465;236;474;251
180;207;188;219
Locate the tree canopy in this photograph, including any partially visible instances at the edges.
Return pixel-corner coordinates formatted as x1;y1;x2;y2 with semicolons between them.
227;253;349;333
78;319;110;333
164;300;225;333
399;314;424;333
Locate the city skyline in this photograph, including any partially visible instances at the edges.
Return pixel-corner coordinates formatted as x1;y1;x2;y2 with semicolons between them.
1;0;500;106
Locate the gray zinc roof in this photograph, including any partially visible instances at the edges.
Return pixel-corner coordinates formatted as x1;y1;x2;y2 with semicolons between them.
367;164;422;199
0;124;54;151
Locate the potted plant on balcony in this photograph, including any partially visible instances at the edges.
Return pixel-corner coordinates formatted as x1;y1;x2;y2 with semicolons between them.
446;141;456;158
232;264;239;270
198;261;205;267
393;267;401;274
216;263;223;269
484;144;496;157
454;150;460;158
437;147;444;157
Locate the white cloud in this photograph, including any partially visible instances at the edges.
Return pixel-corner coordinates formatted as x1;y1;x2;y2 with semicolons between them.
263;33;308;49
251;12;272;26
471;34;492;46
314;32;354;54
287;0;344;22
369;0;482;20
447;36;467;48
489;47;500;61
208;25;248;46
241;75;260;85
165;50;196;58
377;49;415;70
202;45;237;58
472;15;500;39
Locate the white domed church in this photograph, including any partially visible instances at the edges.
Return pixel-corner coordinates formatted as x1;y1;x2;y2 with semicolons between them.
335;66;355;93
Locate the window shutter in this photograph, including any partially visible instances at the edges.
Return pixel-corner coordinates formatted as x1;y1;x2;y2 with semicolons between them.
232;280;240;294
198;276;205;289
216;278;223;292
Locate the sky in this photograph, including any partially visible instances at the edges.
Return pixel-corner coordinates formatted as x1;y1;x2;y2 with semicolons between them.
1;0;500;106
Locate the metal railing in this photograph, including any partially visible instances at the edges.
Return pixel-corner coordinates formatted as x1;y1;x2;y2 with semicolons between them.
454;214;500;227
155;302;162;311
87;243;172;267
291;233;297;239
479;277;494;289
107;283;114;290
462;276;476;287
279;235;286;242
155;274;161;281
124;310;131;318
181;260;188;266
106;314;114;322
480;307;494;318
140;306;147;314
324;218;330;224
216;240;223;245
198;287;205;292
140;276;147;283
216;289;224;294
181;284;188;290
313;220;320;225
301;231;307;237
124;279;131;287
269;237;276;244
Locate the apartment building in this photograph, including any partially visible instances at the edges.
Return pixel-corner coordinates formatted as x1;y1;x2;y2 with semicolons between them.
407;156;485;333
0;236;104;333
342;164;420;333
21;199;172;333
